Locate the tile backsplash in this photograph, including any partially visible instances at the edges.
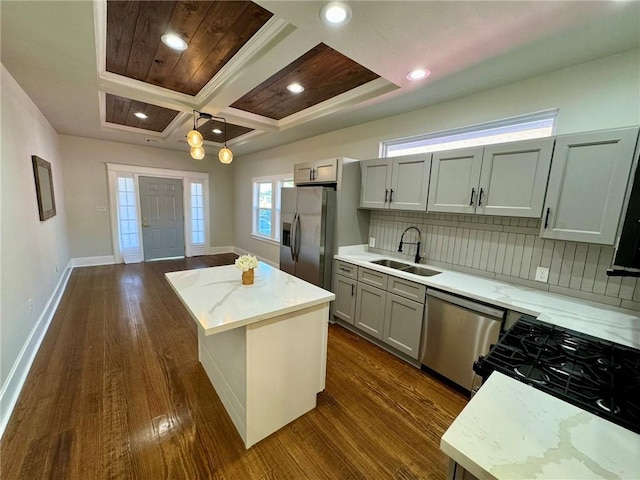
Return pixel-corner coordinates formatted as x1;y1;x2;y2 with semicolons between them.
369;210;640;312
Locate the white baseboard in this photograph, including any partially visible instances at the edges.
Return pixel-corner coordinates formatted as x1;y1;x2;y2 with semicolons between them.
208;246;234;255
71;255;115;267
0;260;73;439
232;246;279;268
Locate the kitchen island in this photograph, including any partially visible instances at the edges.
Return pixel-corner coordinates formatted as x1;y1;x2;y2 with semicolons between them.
165;262;335;448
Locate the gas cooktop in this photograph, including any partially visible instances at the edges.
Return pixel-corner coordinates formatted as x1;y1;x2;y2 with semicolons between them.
474;315;640;434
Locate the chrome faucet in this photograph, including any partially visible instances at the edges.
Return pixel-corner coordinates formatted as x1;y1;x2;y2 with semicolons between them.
398;226;422;264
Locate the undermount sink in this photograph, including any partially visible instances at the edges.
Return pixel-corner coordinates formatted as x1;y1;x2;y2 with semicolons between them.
370;259;411;269
369;259;441;277
400;266;441;277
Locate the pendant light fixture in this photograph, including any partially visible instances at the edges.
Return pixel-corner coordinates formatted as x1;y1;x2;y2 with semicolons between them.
187;110;233;163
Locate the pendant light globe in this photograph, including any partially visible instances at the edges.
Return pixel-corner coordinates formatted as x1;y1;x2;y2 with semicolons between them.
218;147;233;164
190;146;205;160
187;129;204;148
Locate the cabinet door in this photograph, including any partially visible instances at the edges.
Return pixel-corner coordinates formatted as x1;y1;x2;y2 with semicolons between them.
294;162;314;184
313;158;338;182
428;147;483;214
540;127;639;244
354;283;386;339
476;138;554;217
333;274;357;324
382;292;424;359
360;159;392;209
389;154;431;211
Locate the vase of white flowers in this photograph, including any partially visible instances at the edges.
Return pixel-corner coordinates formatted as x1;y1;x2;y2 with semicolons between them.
235;254;259;285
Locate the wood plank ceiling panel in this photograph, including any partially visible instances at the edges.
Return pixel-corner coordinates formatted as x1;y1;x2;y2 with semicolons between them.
197;119;253;142
230;43;380;120
106;1;273;96
105;94;180;132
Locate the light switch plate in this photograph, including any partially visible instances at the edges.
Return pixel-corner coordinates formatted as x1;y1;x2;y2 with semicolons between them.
368;237;375;248
535;266;549;283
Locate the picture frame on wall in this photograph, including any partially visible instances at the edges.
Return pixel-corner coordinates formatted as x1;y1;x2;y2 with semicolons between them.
32;155;57;221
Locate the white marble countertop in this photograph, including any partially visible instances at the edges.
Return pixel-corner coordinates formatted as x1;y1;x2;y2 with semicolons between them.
335;251;640;350
165;263;335;335
441;372;640;480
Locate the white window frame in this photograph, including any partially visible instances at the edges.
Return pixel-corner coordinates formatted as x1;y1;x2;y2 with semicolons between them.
380;109;558;157
251;174;293;245
107;163;209;263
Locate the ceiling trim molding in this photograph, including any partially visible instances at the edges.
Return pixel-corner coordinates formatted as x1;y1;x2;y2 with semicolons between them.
221;107;281;132
93;0;107;78
278;78;399;130
98;73;197;110
193;16;296;106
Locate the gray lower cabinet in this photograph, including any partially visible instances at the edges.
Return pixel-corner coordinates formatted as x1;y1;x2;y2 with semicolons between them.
334;260;426;360
540;127;639;244
333;273;357;324
383;292;424;358
354;283;387;339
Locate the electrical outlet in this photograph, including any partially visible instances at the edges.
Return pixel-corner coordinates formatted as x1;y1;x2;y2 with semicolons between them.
28;299;33;314
95;205;107;212
368;237;375;248
535;266;549;283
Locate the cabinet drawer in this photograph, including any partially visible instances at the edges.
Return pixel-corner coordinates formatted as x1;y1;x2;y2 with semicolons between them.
358;267;388;289
388;277;426;303
335;260;358;279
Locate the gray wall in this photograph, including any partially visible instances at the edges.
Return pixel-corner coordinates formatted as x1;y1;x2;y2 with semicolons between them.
369;211;640;311
59;135;235;258
234;49;640;264
1;65;70;390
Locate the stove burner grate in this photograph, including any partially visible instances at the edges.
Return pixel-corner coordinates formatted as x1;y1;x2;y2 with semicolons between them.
596;398;621;415
514;365;549;384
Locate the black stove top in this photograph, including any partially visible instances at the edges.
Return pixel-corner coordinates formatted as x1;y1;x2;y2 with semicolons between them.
474;315;640;434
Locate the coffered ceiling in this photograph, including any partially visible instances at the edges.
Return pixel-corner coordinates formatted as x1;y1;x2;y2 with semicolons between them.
1;1;639;159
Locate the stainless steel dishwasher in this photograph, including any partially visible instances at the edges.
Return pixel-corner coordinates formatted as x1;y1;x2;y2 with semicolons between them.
420;289;504;391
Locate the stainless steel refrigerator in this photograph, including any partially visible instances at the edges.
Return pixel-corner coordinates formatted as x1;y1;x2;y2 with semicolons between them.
280;187;336;290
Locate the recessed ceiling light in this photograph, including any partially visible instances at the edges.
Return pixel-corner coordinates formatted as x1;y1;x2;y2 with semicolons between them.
134;112;148;119
212;128;223;134
287;83;305;94
406;68;431;81
320;2;352;27
161;33;188;52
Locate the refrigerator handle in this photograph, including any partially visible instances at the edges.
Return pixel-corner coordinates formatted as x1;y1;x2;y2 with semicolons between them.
294;213;302;261
291;213;298;261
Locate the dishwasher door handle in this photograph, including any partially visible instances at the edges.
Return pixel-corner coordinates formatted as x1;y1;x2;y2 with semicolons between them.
426;288;505;319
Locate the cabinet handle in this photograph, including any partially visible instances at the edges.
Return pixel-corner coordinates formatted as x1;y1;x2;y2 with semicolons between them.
351;284;355;296
312;168;316;180
309;169;312;181
389;189;394;202
469;188;476;206
478;188;484;206
384;189;389;203
544;207;551;228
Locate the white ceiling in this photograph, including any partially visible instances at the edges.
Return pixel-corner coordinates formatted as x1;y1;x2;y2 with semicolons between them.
1;1;639;157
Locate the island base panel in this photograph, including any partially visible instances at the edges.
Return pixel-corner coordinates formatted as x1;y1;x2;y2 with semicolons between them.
198;303;330;448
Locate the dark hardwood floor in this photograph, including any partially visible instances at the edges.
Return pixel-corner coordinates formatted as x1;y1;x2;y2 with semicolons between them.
0;254;467;479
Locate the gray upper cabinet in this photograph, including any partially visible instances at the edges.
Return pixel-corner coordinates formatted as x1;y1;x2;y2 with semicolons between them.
360;159;392;209
540;127;640;244
360;154;431;211
476;138;554;217
428;147;483;214
428;139;553;217
294;158;338;184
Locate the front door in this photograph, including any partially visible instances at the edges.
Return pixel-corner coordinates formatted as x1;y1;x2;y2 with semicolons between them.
139;176;185;260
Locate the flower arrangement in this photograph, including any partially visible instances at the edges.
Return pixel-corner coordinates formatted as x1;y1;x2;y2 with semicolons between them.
235;254;258;272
